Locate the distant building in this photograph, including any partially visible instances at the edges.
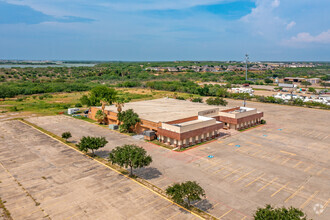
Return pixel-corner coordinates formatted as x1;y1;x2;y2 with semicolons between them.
284;77;305;83
306;78;321;84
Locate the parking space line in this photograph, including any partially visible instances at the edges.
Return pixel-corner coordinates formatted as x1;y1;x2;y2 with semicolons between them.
316;168;325;176
223;168;242;179
293;161;302;168
245;174;265;187
212;203;220;208
143;197;162;208
304;165;314;172
213;167;225;174
281;158;290;165
167;212;180;220
258;177;278;192
205;162;222;171
219;209;232;219
285;186;304;203
233;169;255;183
271;182;290;197
271;155;280;162
280;150;296;156
241;216;247;220
156;203;173;213
252;150;262;156
300;191;319;209
323;198;330;210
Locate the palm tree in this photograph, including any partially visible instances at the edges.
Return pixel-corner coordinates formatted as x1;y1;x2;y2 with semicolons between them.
115;99;125;113
100;99;107;112
95;110;107;124
115;98;125;125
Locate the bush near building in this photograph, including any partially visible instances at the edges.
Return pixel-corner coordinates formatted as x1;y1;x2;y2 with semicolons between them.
117;109;141;133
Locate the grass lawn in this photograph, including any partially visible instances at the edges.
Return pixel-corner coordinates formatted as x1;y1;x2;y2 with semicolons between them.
0;88;202;117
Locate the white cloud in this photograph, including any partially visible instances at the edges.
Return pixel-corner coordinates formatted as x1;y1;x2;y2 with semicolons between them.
286;21;296;30
101;0;226;11
271;0;280;8
288;30;330;44
241;0;285;37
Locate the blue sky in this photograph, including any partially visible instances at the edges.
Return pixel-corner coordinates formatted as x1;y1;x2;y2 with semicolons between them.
0;0;329;61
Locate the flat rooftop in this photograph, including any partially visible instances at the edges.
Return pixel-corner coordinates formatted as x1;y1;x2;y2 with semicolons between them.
103;98;228;123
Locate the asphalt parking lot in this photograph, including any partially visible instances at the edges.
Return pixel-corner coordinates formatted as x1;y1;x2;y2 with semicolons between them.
26;100;330;220
0;120;196;220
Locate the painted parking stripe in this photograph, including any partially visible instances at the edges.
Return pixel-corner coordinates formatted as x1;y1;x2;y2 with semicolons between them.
233;169;256;183
245;174;265;187
300;191;319;209
258;177;278;192
219;209;232;219
285;186;304;203
271;182;290;197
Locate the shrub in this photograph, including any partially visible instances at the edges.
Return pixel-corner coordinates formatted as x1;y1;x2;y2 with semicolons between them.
191;97;203;103
206;97;228;106
175;96;185;100
61;132;72;141
261;119;266;124
75;103;83;107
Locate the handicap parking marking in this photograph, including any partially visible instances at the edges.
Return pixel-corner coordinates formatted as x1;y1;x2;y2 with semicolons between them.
235;145;241;148
208;155;214;159
263;135;268;137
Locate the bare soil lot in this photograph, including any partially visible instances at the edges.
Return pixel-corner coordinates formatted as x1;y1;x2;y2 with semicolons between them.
0;120;195;220
26;99;330;220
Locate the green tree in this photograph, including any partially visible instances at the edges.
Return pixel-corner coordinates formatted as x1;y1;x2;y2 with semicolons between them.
108;144;152;176
166;181;205;207
308;87;316;94
117;109;141;133
254;204;308;220
61;132;72;141
77;136;108;156
320;82;330;88
80;95;91;106
85;86;117;106
301;81;311;88
264;78;273;84
216;88;229;98
95;110;107;124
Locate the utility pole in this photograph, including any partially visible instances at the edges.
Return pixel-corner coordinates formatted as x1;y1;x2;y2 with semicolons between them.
245;54;249;81
244;54;249;107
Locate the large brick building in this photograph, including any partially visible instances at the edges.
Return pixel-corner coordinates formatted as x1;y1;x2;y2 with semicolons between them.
89;98;263;149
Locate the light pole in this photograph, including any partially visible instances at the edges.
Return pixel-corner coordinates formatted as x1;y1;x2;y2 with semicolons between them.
245;54;249;81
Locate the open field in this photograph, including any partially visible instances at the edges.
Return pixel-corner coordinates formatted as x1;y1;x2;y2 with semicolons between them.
26;99;330;219
0;120;197;220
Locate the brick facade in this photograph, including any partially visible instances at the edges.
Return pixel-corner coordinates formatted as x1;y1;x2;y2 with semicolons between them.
157;123;223;141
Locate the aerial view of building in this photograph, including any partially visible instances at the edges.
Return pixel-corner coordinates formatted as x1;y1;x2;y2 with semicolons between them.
89;98;264;148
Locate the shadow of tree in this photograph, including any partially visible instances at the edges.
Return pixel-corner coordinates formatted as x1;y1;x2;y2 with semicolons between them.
192;199;214;211
134;167;162;180
95;149;110;158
